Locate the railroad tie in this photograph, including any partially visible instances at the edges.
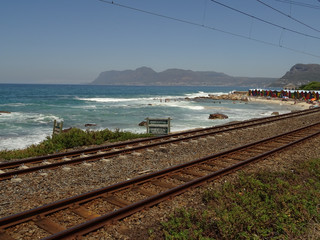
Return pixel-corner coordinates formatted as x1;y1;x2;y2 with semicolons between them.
34;217;66;234
132;187;158;197
205;161;228;170
151;180;178;189
103;195;132;208
72;206;100;220
182;169;206;177
196;164;216;172
170;174;193;182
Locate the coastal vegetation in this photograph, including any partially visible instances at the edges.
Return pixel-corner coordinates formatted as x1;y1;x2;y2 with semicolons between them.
0;128;152;160
298;81;320;90
160;158;320;239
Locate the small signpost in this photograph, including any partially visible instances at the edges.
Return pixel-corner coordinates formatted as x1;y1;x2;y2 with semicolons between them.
53;120;63;135
146;118;171;136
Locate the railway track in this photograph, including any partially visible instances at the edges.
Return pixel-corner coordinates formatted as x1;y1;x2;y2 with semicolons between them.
1;107;320;181
1;120;320;240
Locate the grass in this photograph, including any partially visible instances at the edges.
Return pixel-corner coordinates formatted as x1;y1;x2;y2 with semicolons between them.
0;128;153;160
298;81;320;90
160;158;320;240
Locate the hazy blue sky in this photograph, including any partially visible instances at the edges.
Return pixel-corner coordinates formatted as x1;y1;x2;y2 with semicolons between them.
1;0;320;84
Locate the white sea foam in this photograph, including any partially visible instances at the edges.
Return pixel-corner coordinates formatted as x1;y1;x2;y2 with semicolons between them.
76;96;186;103
185;91;228;98
0;85;293;151
166;103;204;110
0;103;31;107
0;112;63;123
0;112;63;151
0;132;49;150
77;97;139;103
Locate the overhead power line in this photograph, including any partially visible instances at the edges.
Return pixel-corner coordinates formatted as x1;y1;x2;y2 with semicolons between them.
210;0;320;40
98;0;320;58
273;0;320;10
256;0;320;33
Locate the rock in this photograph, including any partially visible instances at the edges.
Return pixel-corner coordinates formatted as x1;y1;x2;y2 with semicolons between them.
205;93;248;101
139;121;147;126
209;113;228;119
271;112;279;116
11;178;22;183
0;111;11;115
241;96;248;101
85;124;97;127
62;127;72;133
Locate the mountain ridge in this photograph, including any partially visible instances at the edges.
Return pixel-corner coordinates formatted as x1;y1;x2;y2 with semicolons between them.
91;67;275;87
269;63;320;87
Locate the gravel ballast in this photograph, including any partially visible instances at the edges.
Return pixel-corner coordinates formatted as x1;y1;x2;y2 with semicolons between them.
1;111;320;239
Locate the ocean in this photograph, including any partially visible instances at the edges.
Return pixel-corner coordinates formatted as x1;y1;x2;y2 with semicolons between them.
0;84;291;151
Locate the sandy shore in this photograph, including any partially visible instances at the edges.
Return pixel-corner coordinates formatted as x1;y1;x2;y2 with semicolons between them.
195;93;318;111
247;96;315;110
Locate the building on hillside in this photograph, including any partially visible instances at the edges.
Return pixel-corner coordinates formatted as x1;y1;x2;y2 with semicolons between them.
283;83;297;90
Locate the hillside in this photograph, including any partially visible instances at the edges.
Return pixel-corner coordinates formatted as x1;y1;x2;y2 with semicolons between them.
91;67;275;87
269;64;320;87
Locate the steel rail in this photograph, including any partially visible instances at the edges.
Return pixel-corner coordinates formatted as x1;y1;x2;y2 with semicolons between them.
1;121;320;237
1;108;319;180
44;124;320;240
1;107;319;170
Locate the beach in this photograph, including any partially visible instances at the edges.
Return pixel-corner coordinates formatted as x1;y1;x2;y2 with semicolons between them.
1;105;320;239
247;96;312;110
0;84;315;150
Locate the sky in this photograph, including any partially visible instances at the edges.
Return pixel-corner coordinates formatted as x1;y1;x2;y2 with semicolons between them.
1;0;320;84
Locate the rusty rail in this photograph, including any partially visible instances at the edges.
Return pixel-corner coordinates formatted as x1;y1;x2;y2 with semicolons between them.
1;108;319;181
1;121;320;239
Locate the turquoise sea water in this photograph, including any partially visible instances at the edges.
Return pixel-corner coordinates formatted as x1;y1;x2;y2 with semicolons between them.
0;84;291;150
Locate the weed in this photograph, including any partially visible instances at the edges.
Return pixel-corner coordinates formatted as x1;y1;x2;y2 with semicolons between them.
0;128;152;160
161;158;320;239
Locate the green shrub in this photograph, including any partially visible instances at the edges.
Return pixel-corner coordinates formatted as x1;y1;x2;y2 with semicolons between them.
298;81;320;90
161;158;320;239
0;128;152;160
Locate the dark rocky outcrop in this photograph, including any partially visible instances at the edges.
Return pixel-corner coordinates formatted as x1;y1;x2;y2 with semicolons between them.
139;121;147;127
209;113;228;119
193;93;248;101
85;124;97;127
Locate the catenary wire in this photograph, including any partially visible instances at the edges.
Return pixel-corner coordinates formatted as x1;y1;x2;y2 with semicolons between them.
98;0;320;58
210;0;320;40
273;0;320;10
256;0;320;33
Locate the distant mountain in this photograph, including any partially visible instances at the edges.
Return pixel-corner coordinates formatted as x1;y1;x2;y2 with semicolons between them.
91;67;275;87
269;64;320;87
